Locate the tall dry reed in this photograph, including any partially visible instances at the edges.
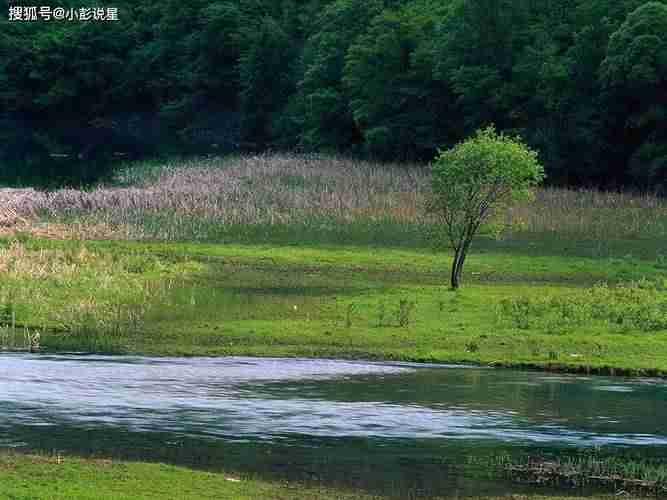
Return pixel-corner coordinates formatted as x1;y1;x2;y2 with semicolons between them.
1;153;665;242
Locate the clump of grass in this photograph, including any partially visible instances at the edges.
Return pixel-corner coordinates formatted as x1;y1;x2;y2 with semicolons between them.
377;302;386;327
345;303;355;328
465;341;479;353
499;279;667;333
0;239;200;352
397;299;415;327
472;452;667;497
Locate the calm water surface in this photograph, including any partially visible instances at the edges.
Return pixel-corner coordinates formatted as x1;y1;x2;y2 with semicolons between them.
1;354;666;497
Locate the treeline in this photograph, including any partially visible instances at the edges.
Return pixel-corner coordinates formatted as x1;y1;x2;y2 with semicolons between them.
1;0;666;189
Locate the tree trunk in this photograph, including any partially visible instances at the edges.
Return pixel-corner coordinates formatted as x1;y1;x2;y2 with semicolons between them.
455;248;468;287
450;249;461;289
451;237;472;290
456;239;472;281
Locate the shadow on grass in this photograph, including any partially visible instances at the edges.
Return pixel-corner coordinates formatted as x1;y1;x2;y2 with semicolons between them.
220;285;369;297
474;233;667;262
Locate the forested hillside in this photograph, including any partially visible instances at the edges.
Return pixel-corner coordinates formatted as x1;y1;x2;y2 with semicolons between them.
1;0;666;189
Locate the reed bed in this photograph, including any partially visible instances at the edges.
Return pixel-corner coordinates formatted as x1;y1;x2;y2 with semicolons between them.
506;187;667;241
475;453;667;497
0;240;199;351
1;153;666;244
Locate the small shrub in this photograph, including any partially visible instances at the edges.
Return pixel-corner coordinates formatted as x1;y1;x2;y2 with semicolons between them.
465;341;479;353
124;254;162;274
0;301;15;326
345;303;355;328
377;302;386;327
499;280;667;333
656;252;667;269
397;299;415;327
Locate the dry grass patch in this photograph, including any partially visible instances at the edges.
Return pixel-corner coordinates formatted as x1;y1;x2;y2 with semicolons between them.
0;220;123;240
0;241;106;278
1;154;666;245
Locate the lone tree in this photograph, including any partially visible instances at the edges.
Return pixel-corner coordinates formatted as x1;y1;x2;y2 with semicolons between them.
429;126;544;289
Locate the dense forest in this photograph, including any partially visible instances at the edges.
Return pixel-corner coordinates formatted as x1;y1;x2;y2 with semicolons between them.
0;0;666;189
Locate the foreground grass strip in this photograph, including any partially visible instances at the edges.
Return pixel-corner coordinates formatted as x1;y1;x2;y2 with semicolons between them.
0;453;624;500
0;452;380;500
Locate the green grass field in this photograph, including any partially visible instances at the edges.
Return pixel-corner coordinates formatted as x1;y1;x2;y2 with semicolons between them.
1;235;666;375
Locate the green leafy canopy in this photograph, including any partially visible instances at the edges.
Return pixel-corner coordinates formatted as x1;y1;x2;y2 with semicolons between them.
430;126;545;219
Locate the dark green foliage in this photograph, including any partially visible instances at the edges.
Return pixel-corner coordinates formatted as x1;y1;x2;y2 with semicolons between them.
238;15;296;148
1;0;667;188
296;0;384;152
434;0;517;134
344;1;452;159
600;1;667;190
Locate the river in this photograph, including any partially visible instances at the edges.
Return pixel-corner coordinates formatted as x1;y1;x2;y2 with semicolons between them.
1;354;666;497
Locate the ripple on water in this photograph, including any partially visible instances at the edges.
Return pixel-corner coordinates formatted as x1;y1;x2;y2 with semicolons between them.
1;354;667;449
594;385;636;393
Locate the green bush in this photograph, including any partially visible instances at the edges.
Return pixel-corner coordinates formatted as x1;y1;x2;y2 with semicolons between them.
499;279;667;333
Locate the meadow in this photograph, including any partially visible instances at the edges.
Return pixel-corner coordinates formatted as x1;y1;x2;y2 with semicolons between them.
0;154;666;375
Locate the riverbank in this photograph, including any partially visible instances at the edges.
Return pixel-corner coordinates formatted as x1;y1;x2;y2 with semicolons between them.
0;452;625;500
0;236;666;376
0;154;666;374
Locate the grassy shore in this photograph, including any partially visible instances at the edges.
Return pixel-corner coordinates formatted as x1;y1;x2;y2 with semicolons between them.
0;452;380;500
0;452;623;500
0;237;665;375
